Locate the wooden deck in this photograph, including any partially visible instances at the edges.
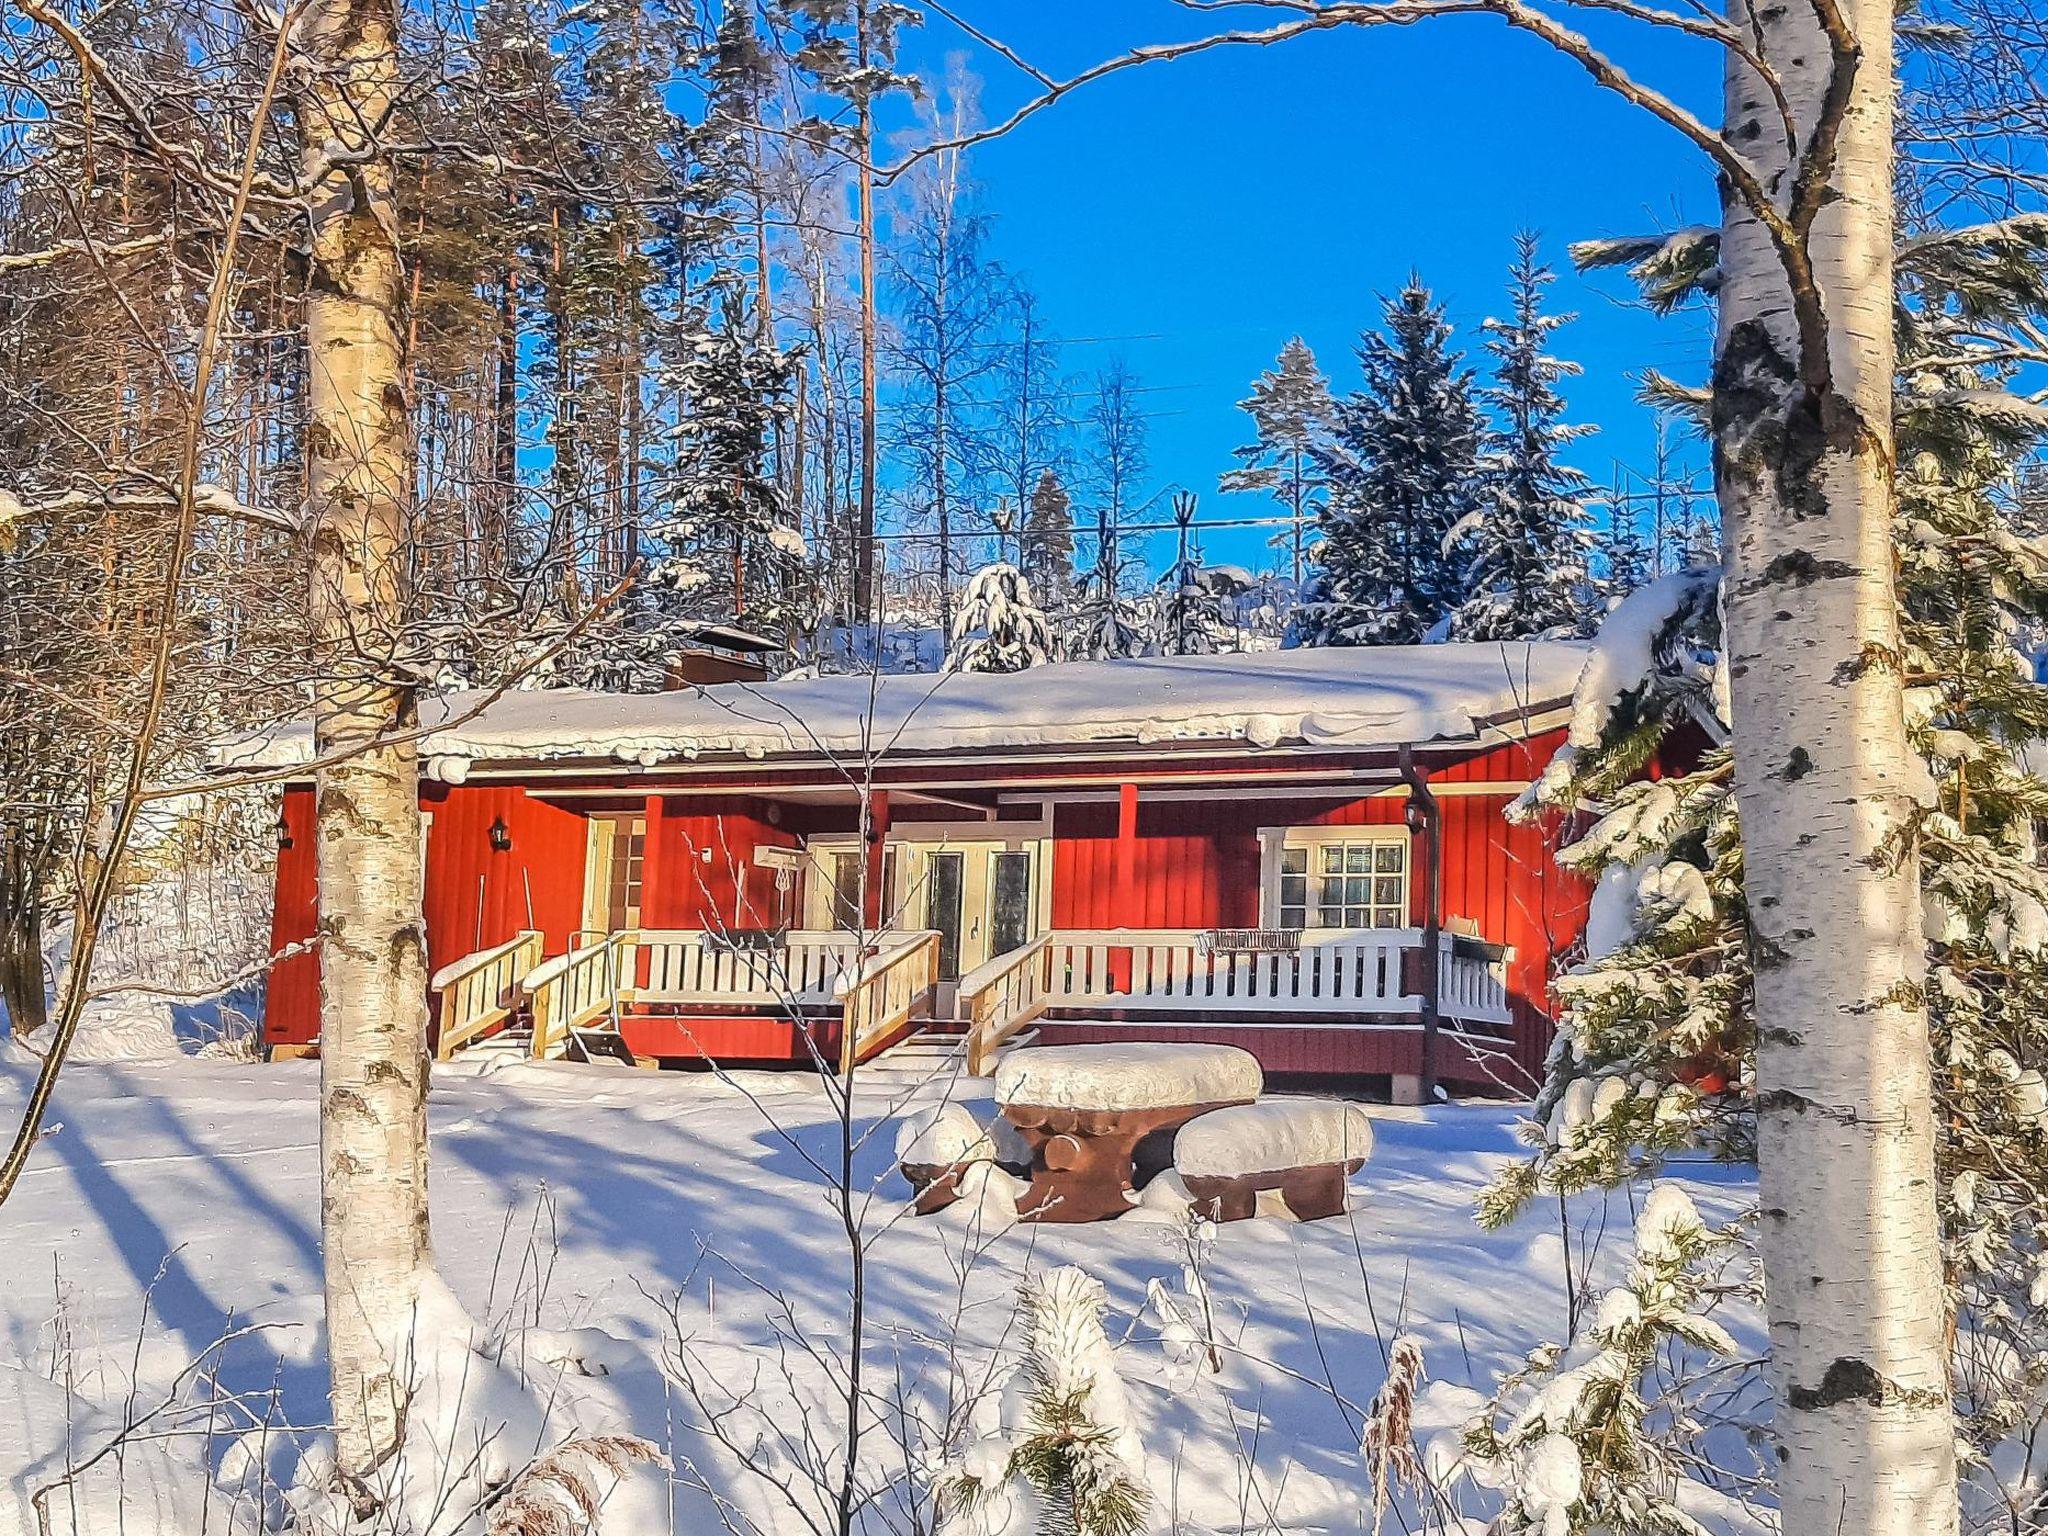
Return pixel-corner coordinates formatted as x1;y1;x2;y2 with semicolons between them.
430;924;1513;1080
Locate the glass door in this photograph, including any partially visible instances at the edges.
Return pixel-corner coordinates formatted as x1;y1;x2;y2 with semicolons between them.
924;851;966;981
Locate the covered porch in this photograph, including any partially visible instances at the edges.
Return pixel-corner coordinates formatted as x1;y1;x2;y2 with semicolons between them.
429;919;1515;1091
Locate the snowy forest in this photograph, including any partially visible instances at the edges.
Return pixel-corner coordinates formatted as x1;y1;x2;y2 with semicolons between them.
4;0;2048;1532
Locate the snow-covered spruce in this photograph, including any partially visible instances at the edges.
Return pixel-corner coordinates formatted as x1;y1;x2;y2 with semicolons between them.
949;563;1059;674
1297;275;1484;648
1448;233;1599;642
940;1266;1148;1536
1495;205;2048;1504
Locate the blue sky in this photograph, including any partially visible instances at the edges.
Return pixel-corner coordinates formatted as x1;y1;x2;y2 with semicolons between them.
889;2;1724;572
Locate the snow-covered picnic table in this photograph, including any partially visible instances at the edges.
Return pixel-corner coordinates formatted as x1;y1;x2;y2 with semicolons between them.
992;1043;1263;1221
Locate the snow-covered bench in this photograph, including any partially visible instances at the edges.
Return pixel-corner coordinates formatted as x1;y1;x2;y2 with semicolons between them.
1174;1100;1376;1222
895;1103;999;1215
993;1043;1262;1222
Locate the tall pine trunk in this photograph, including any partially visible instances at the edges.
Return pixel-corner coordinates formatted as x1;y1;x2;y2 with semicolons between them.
300;0;434;1497
1716;0;1954;1525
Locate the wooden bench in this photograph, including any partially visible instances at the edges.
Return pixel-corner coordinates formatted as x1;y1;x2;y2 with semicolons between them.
1173;1100;1376;1222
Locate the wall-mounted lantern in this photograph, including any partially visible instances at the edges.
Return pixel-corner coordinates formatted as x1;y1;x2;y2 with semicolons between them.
488;816;512;853
275;813;294;851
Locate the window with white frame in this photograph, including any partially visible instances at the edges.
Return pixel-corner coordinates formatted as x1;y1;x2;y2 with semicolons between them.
1266;830;1409;930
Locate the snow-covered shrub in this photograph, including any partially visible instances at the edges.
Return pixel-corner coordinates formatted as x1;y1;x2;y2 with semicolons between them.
1458;1187;1754;1536
949;564;1059;675
940;1266;1149;1536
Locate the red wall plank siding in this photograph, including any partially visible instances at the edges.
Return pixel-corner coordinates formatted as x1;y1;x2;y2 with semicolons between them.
644;796;798;933
262;787;320;1048
420;784;589;975
262;783;589;1049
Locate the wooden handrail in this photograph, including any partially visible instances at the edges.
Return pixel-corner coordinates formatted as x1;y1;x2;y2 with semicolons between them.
960;935;1052;1076
837;930;941;1073
433;929;543;1060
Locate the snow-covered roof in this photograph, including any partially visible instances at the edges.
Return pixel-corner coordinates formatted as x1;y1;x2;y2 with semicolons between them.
234;641;1588;777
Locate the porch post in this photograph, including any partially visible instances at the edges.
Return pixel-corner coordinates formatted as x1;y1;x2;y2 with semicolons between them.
639;794;664;930
1112;782;1138;991
1397;745;1442;1105
862;788;891;933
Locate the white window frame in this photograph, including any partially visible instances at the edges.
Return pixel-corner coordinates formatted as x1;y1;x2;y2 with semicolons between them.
1257;825;1412;932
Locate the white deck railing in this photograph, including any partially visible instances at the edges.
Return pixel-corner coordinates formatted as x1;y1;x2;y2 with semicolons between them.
960;926;1512;1076
520;928;939;1061
432;929;544;1059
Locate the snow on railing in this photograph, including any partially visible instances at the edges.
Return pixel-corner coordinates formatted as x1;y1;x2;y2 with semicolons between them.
433;929;544;1060
960;936;1053;1076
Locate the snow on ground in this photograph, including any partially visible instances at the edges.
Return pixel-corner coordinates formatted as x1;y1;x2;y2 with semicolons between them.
0;1052;1757;1534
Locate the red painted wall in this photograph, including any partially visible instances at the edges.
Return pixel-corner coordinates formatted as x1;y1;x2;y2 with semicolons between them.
1045;726;1586;1080
264;787;320;1049
262;783;590;1048
420;783;588;968
644;796;799;933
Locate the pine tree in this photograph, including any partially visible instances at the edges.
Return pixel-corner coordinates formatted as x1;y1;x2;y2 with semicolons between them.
949;563;1058;674
1299;277;1483;646
1450;234;1597;640
1219;336;1333;588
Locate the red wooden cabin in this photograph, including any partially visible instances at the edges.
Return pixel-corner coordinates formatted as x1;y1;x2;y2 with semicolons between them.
256;642;1593;1097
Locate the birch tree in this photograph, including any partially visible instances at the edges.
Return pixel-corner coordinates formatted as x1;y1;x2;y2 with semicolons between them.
299;0;435;1498
1709;8;1956;1526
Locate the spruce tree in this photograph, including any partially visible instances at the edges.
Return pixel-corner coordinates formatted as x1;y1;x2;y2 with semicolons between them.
949;562;1058;674
646;292;798;650
1021;468;1076;606
1450;234;1597;640
1299;277;1483;646
1219;336;1333;588
1598;507;1654;600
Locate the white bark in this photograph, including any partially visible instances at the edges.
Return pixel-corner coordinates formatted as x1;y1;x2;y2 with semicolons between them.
1716;0;1955;1527
300;0;433;1498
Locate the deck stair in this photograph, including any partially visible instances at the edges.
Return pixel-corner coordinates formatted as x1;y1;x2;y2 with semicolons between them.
855;1022;1039;1085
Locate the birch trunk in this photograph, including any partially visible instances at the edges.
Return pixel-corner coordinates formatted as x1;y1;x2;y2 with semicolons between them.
300;0;433;1498
1716;0;1955;1526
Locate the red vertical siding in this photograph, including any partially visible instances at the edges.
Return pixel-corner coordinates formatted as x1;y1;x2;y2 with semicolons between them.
262;787;320;1048
645;796;798;932
262;782;589;1050
419;784;588;975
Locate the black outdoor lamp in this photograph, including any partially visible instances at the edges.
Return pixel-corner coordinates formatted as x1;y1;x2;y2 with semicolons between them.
275;813;293;851
488;816;512;852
